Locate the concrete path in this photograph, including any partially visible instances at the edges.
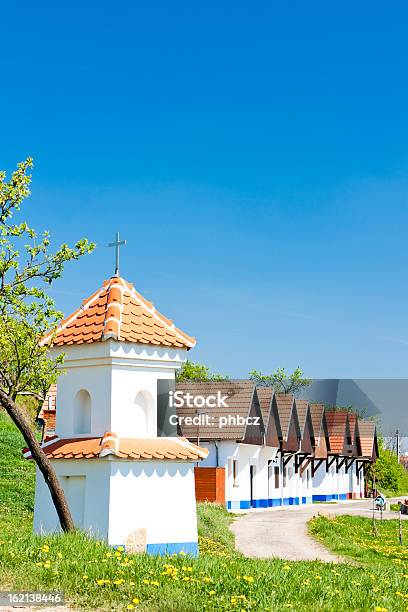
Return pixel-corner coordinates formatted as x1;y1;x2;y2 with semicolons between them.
230;498;407;562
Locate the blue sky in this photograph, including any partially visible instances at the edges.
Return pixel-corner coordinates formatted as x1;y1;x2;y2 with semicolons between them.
2;1;408;378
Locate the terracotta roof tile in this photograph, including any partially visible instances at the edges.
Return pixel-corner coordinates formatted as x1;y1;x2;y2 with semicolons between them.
23;433;208;462
41;276;195;350
325;410;348;454
358;419;377;458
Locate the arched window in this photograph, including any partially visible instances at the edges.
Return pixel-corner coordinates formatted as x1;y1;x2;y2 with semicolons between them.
74;389;92;434
133;390;154;436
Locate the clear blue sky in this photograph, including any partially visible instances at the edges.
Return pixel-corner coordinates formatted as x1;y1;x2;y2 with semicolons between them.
2;1;408;378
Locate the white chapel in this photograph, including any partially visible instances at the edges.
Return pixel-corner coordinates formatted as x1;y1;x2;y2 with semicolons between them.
25;272;207;555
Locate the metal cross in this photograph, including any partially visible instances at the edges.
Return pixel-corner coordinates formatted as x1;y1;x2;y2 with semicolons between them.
108;231;126;277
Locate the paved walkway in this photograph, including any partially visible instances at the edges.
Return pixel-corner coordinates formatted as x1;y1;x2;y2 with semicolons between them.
230;498;407;562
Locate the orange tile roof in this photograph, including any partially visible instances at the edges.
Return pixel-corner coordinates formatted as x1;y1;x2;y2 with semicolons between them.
23;433;208;461
348;413;357;437
41;276;195;349
325;410;348;454
358;419;377;458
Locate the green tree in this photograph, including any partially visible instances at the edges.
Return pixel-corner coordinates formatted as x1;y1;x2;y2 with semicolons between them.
0;158;95;531
366;437;408;495
176;360;228;382
249;366;311;395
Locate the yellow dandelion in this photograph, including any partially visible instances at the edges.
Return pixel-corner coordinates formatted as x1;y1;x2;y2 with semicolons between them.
209;590;215;595
132;598;140;604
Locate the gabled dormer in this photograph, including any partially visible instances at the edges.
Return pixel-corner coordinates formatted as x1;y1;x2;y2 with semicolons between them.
295;399;315;455
175;381;264;445
275;394;301;453
310;403;330;459
256;387;280;448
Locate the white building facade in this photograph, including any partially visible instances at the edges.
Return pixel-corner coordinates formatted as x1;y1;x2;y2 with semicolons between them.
27;275;207;555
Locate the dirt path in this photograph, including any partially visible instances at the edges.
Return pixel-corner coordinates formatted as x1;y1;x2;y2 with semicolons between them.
230;498;407;562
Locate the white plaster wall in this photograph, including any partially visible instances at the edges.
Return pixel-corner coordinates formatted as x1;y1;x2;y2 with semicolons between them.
313;462;335;498
198;441;277;503
55;363;113;438
267;454;281;500
300;464;313;501
338;465;348;497
108;460;198;546
50;341;187;439
257;447;278;501
281;456;297;500
33;460;110;539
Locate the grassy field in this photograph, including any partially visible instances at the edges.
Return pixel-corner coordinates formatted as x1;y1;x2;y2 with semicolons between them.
1;412;408;611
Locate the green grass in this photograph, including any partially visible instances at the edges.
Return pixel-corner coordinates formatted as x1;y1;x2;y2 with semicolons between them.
2;412;408;611
309;514;408;566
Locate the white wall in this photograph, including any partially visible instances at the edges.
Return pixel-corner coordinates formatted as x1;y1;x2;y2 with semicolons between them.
50;341;187;439
108;460;198;547
197;441;277;505
33;460;111;538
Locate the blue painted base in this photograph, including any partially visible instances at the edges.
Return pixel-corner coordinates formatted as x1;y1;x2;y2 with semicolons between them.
268;498;282;507
313;494;332;502
227;498;283;510
301;496;313;504
111;542;198;556
146;542;199;557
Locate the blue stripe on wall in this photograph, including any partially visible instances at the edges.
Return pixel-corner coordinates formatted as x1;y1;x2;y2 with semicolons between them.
239;500;251;509
146;542;198;557
313;494;332;502
268;498;282;507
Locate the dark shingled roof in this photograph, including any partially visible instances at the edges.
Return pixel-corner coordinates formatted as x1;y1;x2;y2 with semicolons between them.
175;381;262;441
275;394;299;441
295;399;311;438
309;403;325;445
256;386;274;428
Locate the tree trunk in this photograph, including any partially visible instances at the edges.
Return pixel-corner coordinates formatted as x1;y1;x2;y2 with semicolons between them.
0;389;74;532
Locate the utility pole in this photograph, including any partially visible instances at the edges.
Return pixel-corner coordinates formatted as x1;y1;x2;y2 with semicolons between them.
396;429;400;463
